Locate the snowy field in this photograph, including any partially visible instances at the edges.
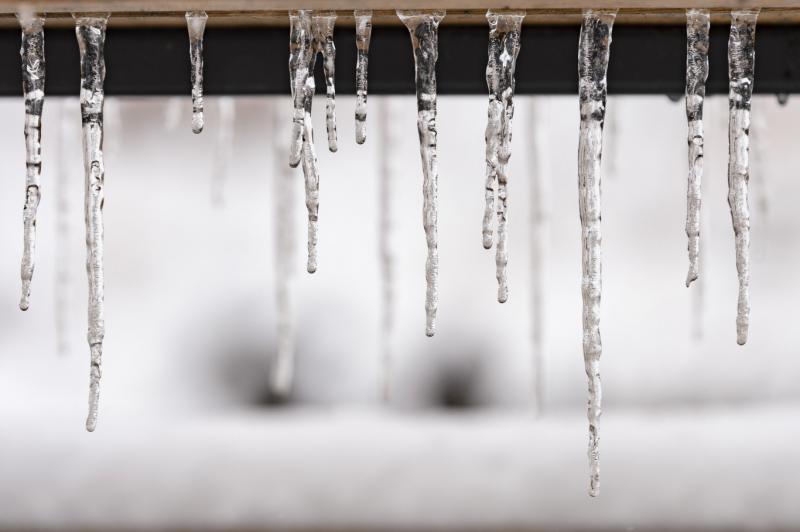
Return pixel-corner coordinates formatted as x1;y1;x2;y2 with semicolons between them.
0;95;799;530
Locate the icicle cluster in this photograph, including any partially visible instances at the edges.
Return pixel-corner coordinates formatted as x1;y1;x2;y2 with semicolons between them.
727;9;758;346
483;10;524;304
74;13;109;433
398;10;445;337
17;11;45;312
577;9;616;498
685;9;710;288
186;11;208;134
288;10;321;274
355;10;373;144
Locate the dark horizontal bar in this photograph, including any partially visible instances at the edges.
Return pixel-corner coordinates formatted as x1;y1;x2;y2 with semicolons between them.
0;24;796;96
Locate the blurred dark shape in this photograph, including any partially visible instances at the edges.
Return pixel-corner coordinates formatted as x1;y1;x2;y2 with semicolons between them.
667;93;683;103
777;92;790;106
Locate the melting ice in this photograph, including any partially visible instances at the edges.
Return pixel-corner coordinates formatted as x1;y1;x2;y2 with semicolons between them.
186;11;208;134
354;10;373;144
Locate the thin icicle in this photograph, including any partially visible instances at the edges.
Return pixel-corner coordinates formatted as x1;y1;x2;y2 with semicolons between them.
483;10;524;304
186;11;208;134
17;11;45;312
55;101;74;355
685;9;710;288
289;11;321;273
377;99;394;400
270;100;297;398
577;9;616;498
354;10;372;144
528;98;550;415
74;13;109;432
211;97;235;207
398;10;445;337
728;9;758;346
311;11;338;152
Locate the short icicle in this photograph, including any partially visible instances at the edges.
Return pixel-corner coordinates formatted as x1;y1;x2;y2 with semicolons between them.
186;11;208;134
483;10;525;303
17;11;45;312
311;11;338;152
288;11;321;273
398;10;445;337
685;9;710;287
74;13;109;432
728;9;759;346
354;10;373;144
270;100;297;398
577;9;616;497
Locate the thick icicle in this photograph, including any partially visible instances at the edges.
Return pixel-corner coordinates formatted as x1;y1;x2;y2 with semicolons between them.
289;11;321;273
483;10;524;304
398;10;445;337
186;11;208;134
75;13;109;432
528;99;549;414
354;10;373;144
211;97;235;206
270;100;297;398
577;9;616;497
685;9;710;287
377;99;394;400
728;9;758;346
312;11;338;152
17;11;45;312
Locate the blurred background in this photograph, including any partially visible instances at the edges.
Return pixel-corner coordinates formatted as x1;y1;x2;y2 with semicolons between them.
0;93;799;530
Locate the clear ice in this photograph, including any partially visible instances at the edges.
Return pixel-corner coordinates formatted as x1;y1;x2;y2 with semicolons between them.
685;9;710;287
312;11;338;152
211;96;235;206
186;11;208;134
75;13;109;432
377;99;394;400
354;10;373;144
728;9;759;346
17;11;45;312
577;8;616;497
398;9;445;337
270;101;297;398
482;10;524;304
288;10;321;273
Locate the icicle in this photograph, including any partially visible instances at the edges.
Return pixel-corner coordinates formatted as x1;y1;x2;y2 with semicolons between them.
186;11;208;134
528;98;550;415
270;100;297;398
211;97;235;207
685;9;710;287
354;10;373;144
288;10;321;273
577;8;616;498
483;10;524;304
74;13;109;432
17;11;45;312
311;11;338;152
55;101;75;355
728;9;758;346
377;99;394;400
398;10;445;337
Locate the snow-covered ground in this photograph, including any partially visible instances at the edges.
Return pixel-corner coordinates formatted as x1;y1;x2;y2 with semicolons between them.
0;95;799;529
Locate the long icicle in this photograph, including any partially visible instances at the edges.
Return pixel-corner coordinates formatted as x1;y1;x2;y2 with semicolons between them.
289;11;321;273
186;11;208;134
312;11;338;152
270;99;297;398
685;9;710;287
483;10;524;304
17;11;45;311
377;98;394;400
577;8;616;497
398;10;445;337
728;9;759;346
75;13;109;432
354;10;373;144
